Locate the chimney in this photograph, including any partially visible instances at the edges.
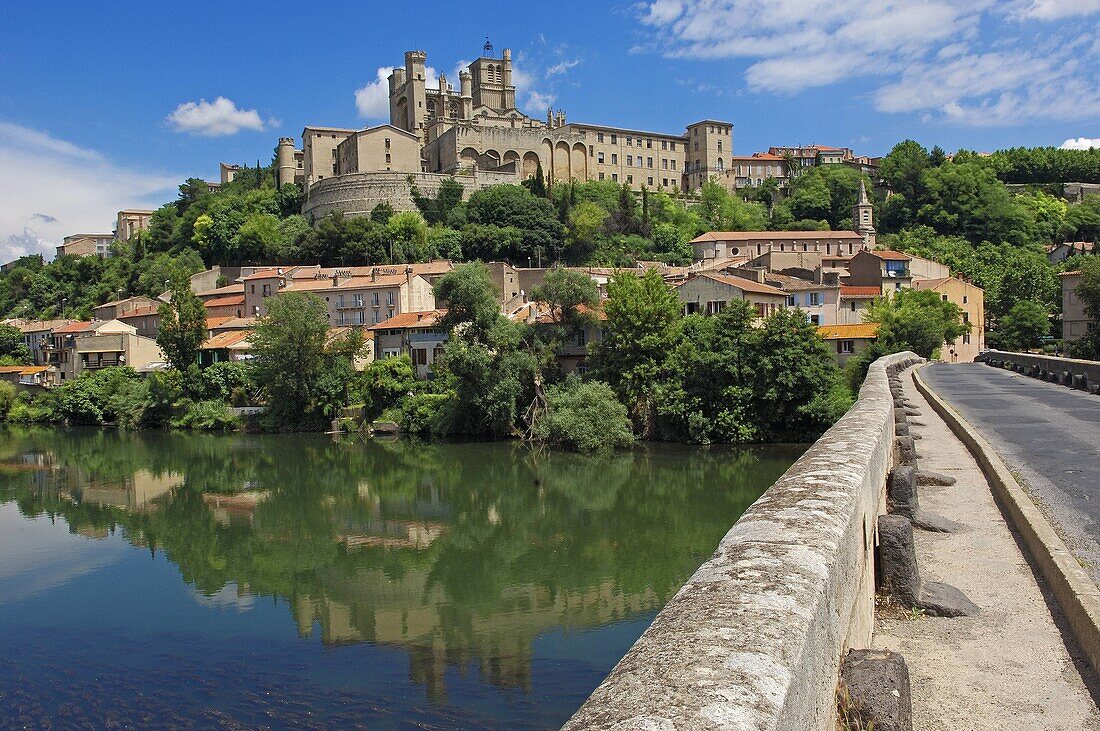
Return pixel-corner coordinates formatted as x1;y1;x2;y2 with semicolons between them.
371;267;378;282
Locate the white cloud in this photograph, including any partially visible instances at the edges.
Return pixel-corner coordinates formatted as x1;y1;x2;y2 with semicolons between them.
355;67;396;119
166;97;267;136
637;0;1100;125
1061;137;1100;150
1009;0;1100;19
547;58;581;76
0;121;179;261
524;91;556;116
355;63;469;120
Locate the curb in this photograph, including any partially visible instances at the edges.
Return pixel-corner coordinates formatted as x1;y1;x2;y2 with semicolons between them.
913;365;1100;673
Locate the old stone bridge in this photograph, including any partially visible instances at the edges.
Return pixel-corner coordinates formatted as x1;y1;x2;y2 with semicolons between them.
561;351;1100;730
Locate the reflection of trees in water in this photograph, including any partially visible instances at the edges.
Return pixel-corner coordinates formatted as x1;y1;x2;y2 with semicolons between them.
0;427;802;700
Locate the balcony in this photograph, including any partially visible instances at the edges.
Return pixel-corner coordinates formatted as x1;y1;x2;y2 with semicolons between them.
82;357;122;370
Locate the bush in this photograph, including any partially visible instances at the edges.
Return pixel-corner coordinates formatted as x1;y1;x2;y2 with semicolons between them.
171;399;240;431
200;361;252;402
533;377;634;454
0;381;16;419
55;367;143;426
399;392;452;435
355;355;419;420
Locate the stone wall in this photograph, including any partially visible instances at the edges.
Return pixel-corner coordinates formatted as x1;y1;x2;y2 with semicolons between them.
563;351;922;731
301;170;517;221
983;350;1100;393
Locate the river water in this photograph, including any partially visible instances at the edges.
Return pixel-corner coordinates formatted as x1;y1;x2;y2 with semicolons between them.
0;427;802;729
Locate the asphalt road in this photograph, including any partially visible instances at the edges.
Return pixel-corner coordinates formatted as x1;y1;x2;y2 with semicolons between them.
922;363;1100;582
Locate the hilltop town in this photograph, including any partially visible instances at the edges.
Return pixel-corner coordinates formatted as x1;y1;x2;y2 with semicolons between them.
1;43;1098;434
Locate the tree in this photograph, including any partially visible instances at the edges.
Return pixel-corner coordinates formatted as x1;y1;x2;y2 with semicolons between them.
779;165;868;230
530;266;599;326
1070;257;1100;359
997;300;1049;351
917;162;1032;245
532;377;634;453
250;291;334;429
865;288;969;359
370;202;394;225
523;161;548;198
465;185;565;263
433;262;501;337
694;181;766;232
156;276;207;375
0;324;31;364
386;210;430;262
591;269;682;434
411;177;464;225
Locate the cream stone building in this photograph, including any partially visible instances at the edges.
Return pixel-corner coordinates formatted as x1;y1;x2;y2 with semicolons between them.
115;209;154;243
241;262;448;326
288;43;737;221
912;277;985;362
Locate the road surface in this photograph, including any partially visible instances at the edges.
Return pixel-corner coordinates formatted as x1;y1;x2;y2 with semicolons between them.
922;362;1100;583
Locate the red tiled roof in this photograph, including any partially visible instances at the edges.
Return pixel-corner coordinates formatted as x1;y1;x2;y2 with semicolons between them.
869;250;911;261
692;231;863;243
840;285;881;298
368;310;447;331
52;321;94;334
204;294;245;307
118;306;160;318
686;272;788;297
818;323;879;340
200;330;253;350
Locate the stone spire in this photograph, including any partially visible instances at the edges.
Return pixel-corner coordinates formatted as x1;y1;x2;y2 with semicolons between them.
853;178;876;249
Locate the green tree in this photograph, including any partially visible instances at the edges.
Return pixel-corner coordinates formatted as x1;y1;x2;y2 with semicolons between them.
411;177;464;225
250;291;334;429
997;300;1049;351
532;377;634;453
0;324;31;364
465;185;565;263
917;162;1032;245
866;288;969;359
530;266;599;326
591;269;682;434
156;276;207;374
434;262;501;337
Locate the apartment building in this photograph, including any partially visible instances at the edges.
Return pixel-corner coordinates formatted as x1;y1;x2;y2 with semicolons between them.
675;272;788;319
912;277;986;362
242;264;439;326
56;233;114;259
1061;270;1092;345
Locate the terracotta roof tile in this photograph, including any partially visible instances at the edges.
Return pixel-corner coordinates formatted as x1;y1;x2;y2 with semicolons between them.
817;323;879;339
367;310;447;331
840;285;881;298
685;272;787;297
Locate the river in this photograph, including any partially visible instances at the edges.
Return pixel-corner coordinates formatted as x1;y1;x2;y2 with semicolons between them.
0;427;802;729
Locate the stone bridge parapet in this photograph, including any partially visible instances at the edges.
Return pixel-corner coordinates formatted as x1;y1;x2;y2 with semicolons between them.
983;350;1100;393
563;351;922;731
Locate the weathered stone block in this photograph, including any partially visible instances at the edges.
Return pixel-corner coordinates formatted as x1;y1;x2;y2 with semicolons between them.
911;511;964;534
839;649;913;731
895;421;910;437
878;515;921;606
887;466;918;518
919;581;980;617
896;436;917;465
916;470;956;487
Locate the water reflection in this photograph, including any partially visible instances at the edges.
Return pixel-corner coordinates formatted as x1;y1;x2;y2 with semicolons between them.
0;427;802;726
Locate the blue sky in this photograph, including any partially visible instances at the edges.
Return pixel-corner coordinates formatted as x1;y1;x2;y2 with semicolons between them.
2;0;1099;260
